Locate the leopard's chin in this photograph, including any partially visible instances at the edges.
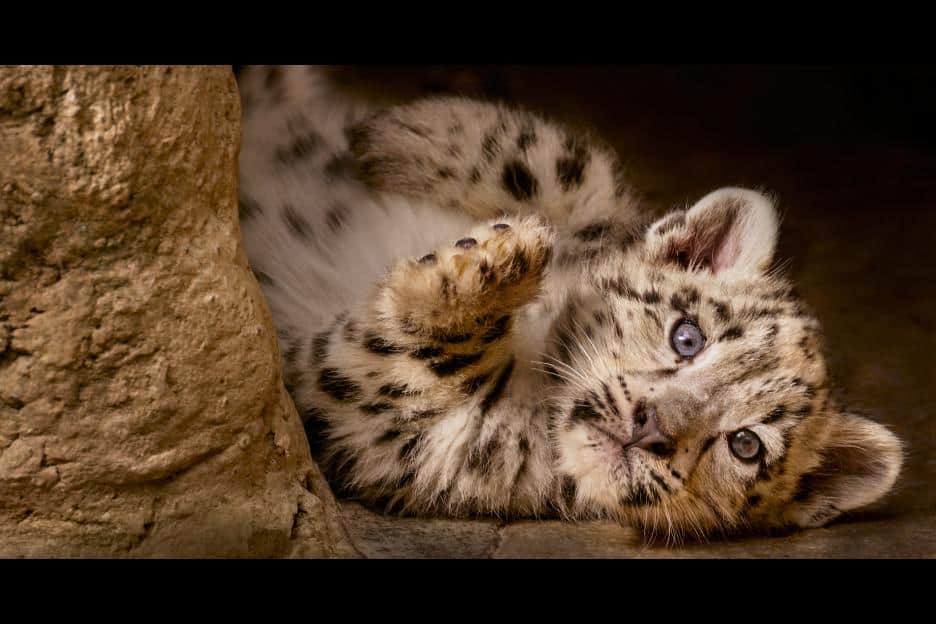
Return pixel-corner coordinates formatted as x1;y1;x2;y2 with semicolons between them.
559;439;675;514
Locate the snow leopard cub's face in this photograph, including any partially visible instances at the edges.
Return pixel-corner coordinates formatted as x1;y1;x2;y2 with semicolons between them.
549;188;902;539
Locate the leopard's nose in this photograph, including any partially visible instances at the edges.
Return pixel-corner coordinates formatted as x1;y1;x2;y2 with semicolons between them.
632;399;676;457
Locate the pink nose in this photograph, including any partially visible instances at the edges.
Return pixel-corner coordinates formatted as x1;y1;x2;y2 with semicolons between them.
632;400;676;457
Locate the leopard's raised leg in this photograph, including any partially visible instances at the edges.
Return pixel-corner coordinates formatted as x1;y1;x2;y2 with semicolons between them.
293;215;555;512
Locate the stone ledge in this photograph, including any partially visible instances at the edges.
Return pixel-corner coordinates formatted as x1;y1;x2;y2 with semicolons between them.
340;501;935;558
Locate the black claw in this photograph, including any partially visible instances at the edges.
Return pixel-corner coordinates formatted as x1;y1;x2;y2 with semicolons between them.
492;223;510;231
419;253;437;265
455;237;477;249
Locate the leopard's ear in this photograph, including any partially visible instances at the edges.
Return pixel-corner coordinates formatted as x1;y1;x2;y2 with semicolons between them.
784;411;903;528
645;188;779;280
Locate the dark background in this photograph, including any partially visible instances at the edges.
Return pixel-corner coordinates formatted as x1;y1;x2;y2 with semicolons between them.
242;66;936;550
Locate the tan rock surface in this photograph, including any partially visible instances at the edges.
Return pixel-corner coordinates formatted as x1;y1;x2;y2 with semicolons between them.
0;65;356;557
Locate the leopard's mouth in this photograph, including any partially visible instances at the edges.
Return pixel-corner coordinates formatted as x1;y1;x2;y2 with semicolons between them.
574;420;675;507
578;419;656;462
581;420;632;449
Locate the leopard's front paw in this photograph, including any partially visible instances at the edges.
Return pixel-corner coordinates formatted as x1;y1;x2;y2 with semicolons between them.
379;215;555;337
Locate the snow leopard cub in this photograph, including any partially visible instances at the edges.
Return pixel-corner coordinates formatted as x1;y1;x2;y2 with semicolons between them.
238;66;902;539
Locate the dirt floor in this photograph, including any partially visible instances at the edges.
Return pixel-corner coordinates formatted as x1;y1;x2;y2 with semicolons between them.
325;66;936;557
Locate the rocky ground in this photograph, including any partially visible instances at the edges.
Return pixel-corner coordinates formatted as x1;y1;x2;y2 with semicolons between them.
329;66;936;558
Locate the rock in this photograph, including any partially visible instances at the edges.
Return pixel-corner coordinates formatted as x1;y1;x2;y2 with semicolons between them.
0;66;356;557
339;501;500;559
491;520;643;558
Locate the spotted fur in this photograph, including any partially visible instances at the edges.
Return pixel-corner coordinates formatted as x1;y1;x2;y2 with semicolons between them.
238;66;903;539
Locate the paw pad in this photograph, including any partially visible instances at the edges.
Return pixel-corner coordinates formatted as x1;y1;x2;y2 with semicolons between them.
455;237;478;249
419;253;437;265
492;223;510;231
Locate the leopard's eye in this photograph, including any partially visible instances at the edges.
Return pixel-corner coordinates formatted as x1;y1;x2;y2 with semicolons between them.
729;429;762;461
670;320;705;357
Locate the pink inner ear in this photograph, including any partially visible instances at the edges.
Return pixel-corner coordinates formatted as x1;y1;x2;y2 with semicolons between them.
711;221;741;274
662;200;746;273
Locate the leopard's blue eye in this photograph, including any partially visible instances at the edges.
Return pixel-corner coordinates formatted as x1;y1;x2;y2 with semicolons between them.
671;320;705;357
729;429;762;461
